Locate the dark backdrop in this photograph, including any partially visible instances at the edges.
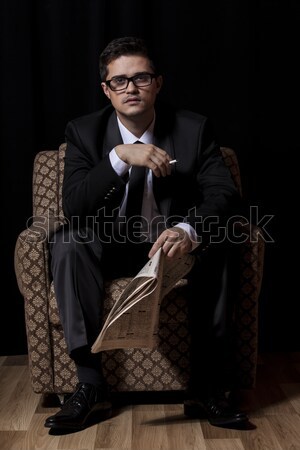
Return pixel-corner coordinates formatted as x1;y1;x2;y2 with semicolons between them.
1;0;298;355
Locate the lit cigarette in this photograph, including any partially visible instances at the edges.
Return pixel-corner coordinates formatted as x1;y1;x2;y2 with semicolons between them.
169;159;177;165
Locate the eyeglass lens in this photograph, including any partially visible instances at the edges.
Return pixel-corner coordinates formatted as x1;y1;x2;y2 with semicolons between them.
108;73;154;91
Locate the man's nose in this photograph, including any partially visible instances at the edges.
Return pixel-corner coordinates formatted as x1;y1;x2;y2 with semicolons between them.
126;80;138;91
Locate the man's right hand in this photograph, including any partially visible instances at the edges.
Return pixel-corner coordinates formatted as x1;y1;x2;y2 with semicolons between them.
115;143;171;177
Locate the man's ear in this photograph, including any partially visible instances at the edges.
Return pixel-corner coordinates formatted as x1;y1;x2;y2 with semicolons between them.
101;82;111;100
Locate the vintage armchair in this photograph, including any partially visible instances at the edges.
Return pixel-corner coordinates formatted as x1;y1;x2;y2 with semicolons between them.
14;143;264;399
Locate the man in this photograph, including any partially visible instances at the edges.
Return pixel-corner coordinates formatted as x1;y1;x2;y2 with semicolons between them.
45;36;248;431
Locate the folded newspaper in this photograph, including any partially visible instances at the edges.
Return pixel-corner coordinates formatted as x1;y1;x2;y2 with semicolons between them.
91;248;195;353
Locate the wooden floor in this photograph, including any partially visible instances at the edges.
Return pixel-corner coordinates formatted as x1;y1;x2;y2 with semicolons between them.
0;353;300;450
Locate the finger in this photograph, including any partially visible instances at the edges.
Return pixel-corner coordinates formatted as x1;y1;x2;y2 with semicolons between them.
147;147;171;177
148;240;161;258
150;160;168;177
147;161;162;178
153;151;172;176
164;230;184;243
147;157;169;177
164;231;192;257
163;238;188;258
161;240;174;256
148;230;170;257
164;243;179;258
155;147;171;160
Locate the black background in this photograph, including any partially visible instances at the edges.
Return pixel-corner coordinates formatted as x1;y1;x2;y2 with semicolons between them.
0;0;298;355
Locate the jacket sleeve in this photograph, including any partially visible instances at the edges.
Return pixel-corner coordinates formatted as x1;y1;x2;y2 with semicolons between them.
62;119;126;219
185;117;242;247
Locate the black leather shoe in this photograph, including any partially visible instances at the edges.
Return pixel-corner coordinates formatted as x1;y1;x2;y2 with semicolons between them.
44;382;112;430
184;391;248;427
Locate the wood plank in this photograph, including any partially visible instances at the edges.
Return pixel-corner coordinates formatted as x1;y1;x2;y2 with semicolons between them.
164;410;206;449
240;417;283;450
132;405;169;450
248;383;296;416
0;366;39;431
23;414;60;450
131;404;206;449
202;420;244;439
201;417;283;450
205;438;245;450
163;404;206;449
0;431;26;450
0;366;24;410
95;405;132;449
58;422;97;450
280;383;300;414
267;414;300;450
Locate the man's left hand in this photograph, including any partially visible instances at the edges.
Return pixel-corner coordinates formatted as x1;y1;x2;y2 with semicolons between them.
148;227;192;259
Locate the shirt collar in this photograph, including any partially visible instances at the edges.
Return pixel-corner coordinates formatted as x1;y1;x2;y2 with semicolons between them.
117;114;155;145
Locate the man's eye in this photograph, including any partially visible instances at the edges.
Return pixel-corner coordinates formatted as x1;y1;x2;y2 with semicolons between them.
114;77;126;84
135;74;147;81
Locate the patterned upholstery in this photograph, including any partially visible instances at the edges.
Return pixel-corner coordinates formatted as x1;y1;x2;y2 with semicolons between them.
14;144;264;394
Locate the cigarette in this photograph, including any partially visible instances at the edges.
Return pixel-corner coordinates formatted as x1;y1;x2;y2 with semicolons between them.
169;159;177;165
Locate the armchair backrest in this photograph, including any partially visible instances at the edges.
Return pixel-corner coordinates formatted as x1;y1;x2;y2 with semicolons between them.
32;143;66;218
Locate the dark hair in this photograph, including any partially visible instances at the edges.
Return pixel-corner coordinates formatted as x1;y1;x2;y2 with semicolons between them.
99;36;156;81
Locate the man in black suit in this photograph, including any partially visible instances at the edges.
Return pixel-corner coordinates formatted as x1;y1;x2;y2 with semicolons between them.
45;36;249;431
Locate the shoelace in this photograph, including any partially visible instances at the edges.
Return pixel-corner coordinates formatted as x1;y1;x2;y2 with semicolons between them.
206;394;232;416
63;384;92;413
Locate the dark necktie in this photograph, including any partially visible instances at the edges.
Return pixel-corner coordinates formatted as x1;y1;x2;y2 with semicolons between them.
125;141;146;242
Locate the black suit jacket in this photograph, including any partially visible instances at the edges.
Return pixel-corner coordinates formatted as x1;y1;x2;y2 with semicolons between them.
62;103;240;248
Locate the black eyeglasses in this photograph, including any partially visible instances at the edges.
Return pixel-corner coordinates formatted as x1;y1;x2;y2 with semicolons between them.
105;72;157;91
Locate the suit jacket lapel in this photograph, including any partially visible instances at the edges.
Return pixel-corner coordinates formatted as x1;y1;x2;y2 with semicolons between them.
102;111;123;155
153;133;175;218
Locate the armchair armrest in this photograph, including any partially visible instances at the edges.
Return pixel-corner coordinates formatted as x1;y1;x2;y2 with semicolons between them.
14;210;65;297
14;210;65;393
234;221;265;388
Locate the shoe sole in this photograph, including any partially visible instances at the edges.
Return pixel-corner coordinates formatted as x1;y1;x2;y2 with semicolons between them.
183;402;248;427
209;414;249;427
44;404;113;430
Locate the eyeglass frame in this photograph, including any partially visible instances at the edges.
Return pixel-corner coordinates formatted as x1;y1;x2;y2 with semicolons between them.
104;72;157;91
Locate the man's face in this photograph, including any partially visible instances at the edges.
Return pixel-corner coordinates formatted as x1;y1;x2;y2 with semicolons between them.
101;55;162;119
